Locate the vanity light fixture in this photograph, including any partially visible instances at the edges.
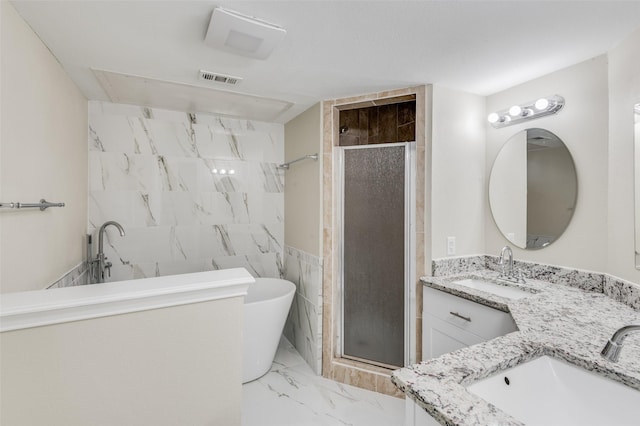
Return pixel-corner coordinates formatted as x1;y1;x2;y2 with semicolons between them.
488;95;565;128
534;98;549;110
508;105;522;117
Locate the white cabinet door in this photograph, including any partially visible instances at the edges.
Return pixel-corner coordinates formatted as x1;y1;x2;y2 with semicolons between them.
405;399;441;426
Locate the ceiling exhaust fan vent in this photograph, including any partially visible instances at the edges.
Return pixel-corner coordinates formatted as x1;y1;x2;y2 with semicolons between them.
199;70;243;85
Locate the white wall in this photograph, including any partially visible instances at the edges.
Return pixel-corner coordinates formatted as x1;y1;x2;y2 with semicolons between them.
485;56;610;272
1;2;88;292
1;297;243;425
607;26;640;283
283;102;322;256
283;103;324;373
431;86;486;258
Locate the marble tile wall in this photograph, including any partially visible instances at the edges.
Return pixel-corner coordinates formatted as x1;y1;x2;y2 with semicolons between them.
283;245;323;374
88;101;284;281
46;262;89;289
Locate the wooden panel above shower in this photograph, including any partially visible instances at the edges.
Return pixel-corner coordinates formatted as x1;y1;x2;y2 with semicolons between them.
338;99;416;146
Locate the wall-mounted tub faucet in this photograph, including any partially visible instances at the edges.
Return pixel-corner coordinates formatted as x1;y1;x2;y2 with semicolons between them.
601;325;640;362
90;221;126;283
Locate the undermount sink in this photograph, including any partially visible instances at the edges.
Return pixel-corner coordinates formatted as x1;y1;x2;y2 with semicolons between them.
467;355;640;426
452;278;532;300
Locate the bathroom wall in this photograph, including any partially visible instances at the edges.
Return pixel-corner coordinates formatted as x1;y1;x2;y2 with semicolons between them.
283;103;323;373
0;2;88;293
283;103;322;256
485;55;610;272
1;295;244;425
88;101;284;281
431;86;486;259
607;26;640;283
283;246;323;373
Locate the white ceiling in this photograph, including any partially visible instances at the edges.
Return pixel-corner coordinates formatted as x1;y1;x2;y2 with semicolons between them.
11;0;640;123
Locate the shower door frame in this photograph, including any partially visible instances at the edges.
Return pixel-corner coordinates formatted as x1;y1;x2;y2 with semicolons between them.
336;141;416;368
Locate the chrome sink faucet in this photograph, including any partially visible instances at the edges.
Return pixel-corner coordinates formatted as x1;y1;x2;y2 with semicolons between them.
498;245;526;284
601;325;640;362
90;221;126;283
498;246;514;277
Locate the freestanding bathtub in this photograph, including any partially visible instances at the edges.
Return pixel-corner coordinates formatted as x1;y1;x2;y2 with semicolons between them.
242;278;296;383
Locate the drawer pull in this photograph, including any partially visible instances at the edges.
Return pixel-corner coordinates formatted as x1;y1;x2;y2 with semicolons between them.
449;311;471;322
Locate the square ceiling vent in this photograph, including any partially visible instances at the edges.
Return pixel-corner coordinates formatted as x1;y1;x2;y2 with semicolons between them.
204;7;286;60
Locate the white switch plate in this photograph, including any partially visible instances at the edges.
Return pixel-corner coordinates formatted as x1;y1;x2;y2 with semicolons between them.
447;236;456;256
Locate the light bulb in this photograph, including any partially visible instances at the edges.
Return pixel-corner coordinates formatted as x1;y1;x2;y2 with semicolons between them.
220;169;227;175
534;98;549;110
523;108;534;117
487;112;500;123
228;169;235;175
211;168;218;174
509;105;522;117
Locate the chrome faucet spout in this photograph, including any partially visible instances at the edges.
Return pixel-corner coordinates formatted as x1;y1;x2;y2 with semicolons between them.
93;221;126;283
601;325;640;362
499;245;514;276
497;245;525;284
98;221;126;255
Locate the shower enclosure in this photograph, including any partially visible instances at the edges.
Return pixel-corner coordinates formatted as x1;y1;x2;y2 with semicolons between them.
337;142;415;368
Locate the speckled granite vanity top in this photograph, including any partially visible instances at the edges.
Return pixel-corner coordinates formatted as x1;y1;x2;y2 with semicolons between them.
391;270;640;426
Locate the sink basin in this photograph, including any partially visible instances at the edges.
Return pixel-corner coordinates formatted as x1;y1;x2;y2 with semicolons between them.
452;278;531;300
467;355;640;425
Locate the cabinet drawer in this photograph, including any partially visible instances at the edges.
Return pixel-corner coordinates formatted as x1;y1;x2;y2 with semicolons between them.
423;286;517;340
423;314;485;359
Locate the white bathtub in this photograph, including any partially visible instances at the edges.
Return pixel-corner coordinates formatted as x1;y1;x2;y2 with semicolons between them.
242;278;295;383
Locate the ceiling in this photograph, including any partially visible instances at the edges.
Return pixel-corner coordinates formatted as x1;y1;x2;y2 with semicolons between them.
10;0;640;123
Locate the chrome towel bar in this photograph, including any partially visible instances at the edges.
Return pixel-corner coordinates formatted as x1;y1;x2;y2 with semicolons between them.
277;153;318;170
0;199;65;211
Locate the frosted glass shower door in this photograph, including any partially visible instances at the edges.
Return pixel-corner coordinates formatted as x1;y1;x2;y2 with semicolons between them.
340;143;412;368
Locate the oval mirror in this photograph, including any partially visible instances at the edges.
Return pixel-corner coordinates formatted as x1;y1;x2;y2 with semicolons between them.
489;128;577;249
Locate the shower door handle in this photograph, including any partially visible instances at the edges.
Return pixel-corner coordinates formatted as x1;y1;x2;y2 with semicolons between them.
449;311;471;322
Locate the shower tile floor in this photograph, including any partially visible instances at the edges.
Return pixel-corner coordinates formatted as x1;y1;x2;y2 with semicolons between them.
242;337;406;426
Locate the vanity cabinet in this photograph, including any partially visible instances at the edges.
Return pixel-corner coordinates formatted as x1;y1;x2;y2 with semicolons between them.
407;286;518;426
405;399;441;426
422;286;517;360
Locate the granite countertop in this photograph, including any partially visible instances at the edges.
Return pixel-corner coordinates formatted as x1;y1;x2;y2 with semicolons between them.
391;270;640;426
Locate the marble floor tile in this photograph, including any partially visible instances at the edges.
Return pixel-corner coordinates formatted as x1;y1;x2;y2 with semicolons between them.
242;338;405;426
